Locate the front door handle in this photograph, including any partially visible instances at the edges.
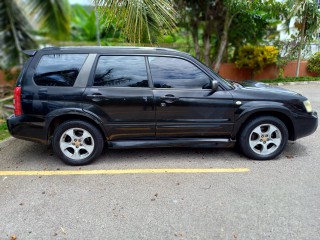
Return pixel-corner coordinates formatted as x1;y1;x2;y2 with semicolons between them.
160;94;179;103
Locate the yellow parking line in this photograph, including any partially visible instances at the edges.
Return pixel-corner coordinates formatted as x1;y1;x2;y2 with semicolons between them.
0;168;250;176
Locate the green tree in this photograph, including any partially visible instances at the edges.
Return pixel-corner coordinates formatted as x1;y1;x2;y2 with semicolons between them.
0;0;36;66
284;0;320;76
71;4;98;42
176;0;284;68
228;0;285;61
28;0;71;41
97;0;177;44
176;0;223;65
214;0;248;72
0;0;71;68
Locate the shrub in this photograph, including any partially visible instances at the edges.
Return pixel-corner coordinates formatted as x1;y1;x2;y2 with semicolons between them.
235;45;278;75
307;52;320;76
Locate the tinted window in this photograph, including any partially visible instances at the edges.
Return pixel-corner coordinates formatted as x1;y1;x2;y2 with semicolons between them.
94;56;148;87
148;57;211;89
34;54;88;87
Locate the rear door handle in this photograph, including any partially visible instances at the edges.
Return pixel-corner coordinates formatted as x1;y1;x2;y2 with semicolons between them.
86;93;107;101
38;88;47;94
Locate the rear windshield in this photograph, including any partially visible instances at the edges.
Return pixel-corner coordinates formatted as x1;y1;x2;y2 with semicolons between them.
33;54;88;87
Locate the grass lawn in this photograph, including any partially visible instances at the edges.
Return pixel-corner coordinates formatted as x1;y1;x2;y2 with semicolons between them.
0;120;10;141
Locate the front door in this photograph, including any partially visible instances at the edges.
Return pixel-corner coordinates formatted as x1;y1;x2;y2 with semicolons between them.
83;55;155;140
148;56;234;138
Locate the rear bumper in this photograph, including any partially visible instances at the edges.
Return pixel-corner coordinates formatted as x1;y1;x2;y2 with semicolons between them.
7;114;47;144
292;111;318;140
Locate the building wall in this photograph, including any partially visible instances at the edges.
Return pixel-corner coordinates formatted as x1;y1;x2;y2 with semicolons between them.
217;61;316;81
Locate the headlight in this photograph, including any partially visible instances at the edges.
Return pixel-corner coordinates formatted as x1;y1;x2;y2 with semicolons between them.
303;100;312;113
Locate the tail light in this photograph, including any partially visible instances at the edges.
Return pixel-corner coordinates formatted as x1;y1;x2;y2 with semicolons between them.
13;86;22;116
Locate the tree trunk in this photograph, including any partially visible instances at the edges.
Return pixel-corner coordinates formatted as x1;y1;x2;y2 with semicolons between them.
214;27;228;71
203;33;211;66
203;20;213;66
5;0;23;65
191;23;200;59
214;11;234;72
94;0;101;46
296;1;307;77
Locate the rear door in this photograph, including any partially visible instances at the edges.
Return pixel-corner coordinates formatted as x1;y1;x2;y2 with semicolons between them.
22;53;89;116
83;55;155;140
148;56;234;139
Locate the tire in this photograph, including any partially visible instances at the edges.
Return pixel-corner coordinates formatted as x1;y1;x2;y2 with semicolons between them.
238;116;288;160
52;120;104;166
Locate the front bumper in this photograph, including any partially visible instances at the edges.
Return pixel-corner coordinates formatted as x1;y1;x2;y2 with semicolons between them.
292;111;318;140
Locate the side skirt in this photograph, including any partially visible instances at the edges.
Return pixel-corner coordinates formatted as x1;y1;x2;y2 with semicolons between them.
108;138;235;149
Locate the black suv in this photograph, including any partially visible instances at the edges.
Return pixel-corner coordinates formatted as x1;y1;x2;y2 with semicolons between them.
7;47;318;165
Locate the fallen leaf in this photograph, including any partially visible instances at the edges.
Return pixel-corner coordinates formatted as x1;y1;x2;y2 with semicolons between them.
11;235;17;240
60;227;66;235
286;155;294;159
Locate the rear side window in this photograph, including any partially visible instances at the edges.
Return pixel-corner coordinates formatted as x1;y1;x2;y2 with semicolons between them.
94;56;148;87
34;54;88;87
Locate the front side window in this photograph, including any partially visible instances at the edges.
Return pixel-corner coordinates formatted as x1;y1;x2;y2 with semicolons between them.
34;54;88;87
94;56;148;87
148;57;211;89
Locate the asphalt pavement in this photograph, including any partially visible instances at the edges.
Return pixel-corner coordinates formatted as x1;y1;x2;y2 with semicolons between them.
0;83;319;240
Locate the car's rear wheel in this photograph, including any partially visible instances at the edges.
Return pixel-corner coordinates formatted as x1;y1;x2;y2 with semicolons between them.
239;116;288;160
52;120;104;165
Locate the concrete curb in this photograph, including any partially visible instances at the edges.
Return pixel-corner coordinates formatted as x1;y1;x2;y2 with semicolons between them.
0;137;14;148
269;81;320;86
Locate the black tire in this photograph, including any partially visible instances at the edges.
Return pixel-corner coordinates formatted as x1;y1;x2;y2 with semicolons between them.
238;116;288;160
52;120;104;166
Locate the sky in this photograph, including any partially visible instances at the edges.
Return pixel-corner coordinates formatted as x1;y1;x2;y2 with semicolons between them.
69;0;91;5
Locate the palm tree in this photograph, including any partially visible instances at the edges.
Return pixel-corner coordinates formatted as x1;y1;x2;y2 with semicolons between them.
284;0;320;76
0;0;37;66
0;0;71;68
97;0;177;45
28;0;71;41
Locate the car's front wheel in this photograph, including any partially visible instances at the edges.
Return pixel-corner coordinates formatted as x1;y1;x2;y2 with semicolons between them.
52;120;104;165
239;116;288;160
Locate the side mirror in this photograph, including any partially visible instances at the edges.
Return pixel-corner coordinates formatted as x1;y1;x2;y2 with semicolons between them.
211;80;219;92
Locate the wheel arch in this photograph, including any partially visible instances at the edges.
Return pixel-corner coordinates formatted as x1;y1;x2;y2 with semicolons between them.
233;111;295;141
46;113;107;144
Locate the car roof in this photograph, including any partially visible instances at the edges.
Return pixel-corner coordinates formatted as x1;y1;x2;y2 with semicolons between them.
24;46;191;58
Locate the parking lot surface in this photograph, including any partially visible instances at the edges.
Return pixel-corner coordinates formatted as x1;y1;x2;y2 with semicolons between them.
0;83;319;240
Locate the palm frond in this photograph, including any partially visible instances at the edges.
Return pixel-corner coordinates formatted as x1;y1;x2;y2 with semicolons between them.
28;0;71;41
97;0;177;45
0;0;37;68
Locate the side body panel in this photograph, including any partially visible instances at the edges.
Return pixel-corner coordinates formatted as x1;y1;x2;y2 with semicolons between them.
153;89;234;138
